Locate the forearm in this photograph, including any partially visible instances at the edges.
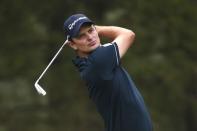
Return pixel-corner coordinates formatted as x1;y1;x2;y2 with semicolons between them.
95;25;134;40
95;25;135;58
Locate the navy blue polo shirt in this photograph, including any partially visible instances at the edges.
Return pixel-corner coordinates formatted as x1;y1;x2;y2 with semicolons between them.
73;43;153;131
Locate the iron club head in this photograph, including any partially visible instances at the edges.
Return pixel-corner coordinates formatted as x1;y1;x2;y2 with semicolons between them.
34;81;46;96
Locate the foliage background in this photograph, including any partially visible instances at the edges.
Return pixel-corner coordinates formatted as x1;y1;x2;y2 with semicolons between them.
0;0;196;131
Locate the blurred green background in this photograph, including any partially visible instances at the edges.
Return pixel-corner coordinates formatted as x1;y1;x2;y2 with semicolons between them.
0;0;196;131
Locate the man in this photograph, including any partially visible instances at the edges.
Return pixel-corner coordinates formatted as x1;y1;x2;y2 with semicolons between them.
63;14;153;131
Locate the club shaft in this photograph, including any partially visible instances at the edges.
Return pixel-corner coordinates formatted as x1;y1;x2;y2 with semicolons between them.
36;40;68;81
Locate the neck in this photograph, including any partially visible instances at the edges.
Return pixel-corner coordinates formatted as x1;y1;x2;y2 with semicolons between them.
76;50;89;58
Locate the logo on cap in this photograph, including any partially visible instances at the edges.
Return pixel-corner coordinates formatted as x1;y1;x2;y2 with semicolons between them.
68;17;87;30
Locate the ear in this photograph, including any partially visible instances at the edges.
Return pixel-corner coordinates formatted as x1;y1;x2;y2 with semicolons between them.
68;40;78;50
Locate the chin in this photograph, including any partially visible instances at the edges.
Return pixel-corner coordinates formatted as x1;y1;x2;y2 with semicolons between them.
93;43;100;49
87;45;98;53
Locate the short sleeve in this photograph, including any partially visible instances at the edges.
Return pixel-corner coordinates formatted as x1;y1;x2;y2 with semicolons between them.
89;42;120;80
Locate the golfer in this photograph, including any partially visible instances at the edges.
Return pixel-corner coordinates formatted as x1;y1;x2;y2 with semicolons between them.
63;14;153;131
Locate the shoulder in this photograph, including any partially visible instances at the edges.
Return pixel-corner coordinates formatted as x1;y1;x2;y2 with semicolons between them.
90;42;118;58
88;42;120;68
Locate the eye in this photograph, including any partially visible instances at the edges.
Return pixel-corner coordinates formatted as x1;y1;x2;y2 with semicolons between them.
88;27;95;33
77;34;85;39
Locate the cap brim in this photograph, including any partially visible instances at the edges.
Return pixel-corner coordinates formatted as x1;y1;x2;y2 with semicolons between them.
71;20;94;38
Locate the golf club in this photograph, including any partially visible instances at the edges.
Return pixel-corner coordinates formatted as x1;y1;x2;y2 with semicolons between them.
34;36;69;96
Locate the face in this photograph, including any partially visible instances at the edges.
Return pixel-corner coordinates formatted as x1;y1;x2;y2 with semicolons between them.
69;24;100;57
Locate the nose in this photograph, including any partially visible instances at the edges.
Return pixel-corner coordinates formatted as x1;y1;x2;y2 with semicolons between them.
86;33;93;41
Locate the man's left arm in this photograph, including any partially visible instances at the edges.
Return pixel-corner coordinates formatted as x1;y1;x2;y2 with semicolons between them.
95;25;135;58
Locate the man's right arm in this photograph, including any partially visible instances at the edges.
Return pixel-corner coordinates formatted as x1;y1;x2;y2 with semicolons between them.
95;26;135;58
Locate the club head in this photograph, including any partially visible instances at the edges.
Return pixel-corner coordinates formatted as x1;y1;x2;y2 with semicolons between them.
34;81;46;96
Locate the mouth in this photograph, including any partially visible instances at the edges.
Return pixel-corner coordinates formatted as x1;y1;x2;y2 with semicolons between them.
88;40;97;47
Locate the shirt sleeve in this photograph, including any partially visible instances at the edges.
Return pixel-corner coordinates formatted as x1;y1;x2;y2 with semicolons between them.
89;42;120;80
